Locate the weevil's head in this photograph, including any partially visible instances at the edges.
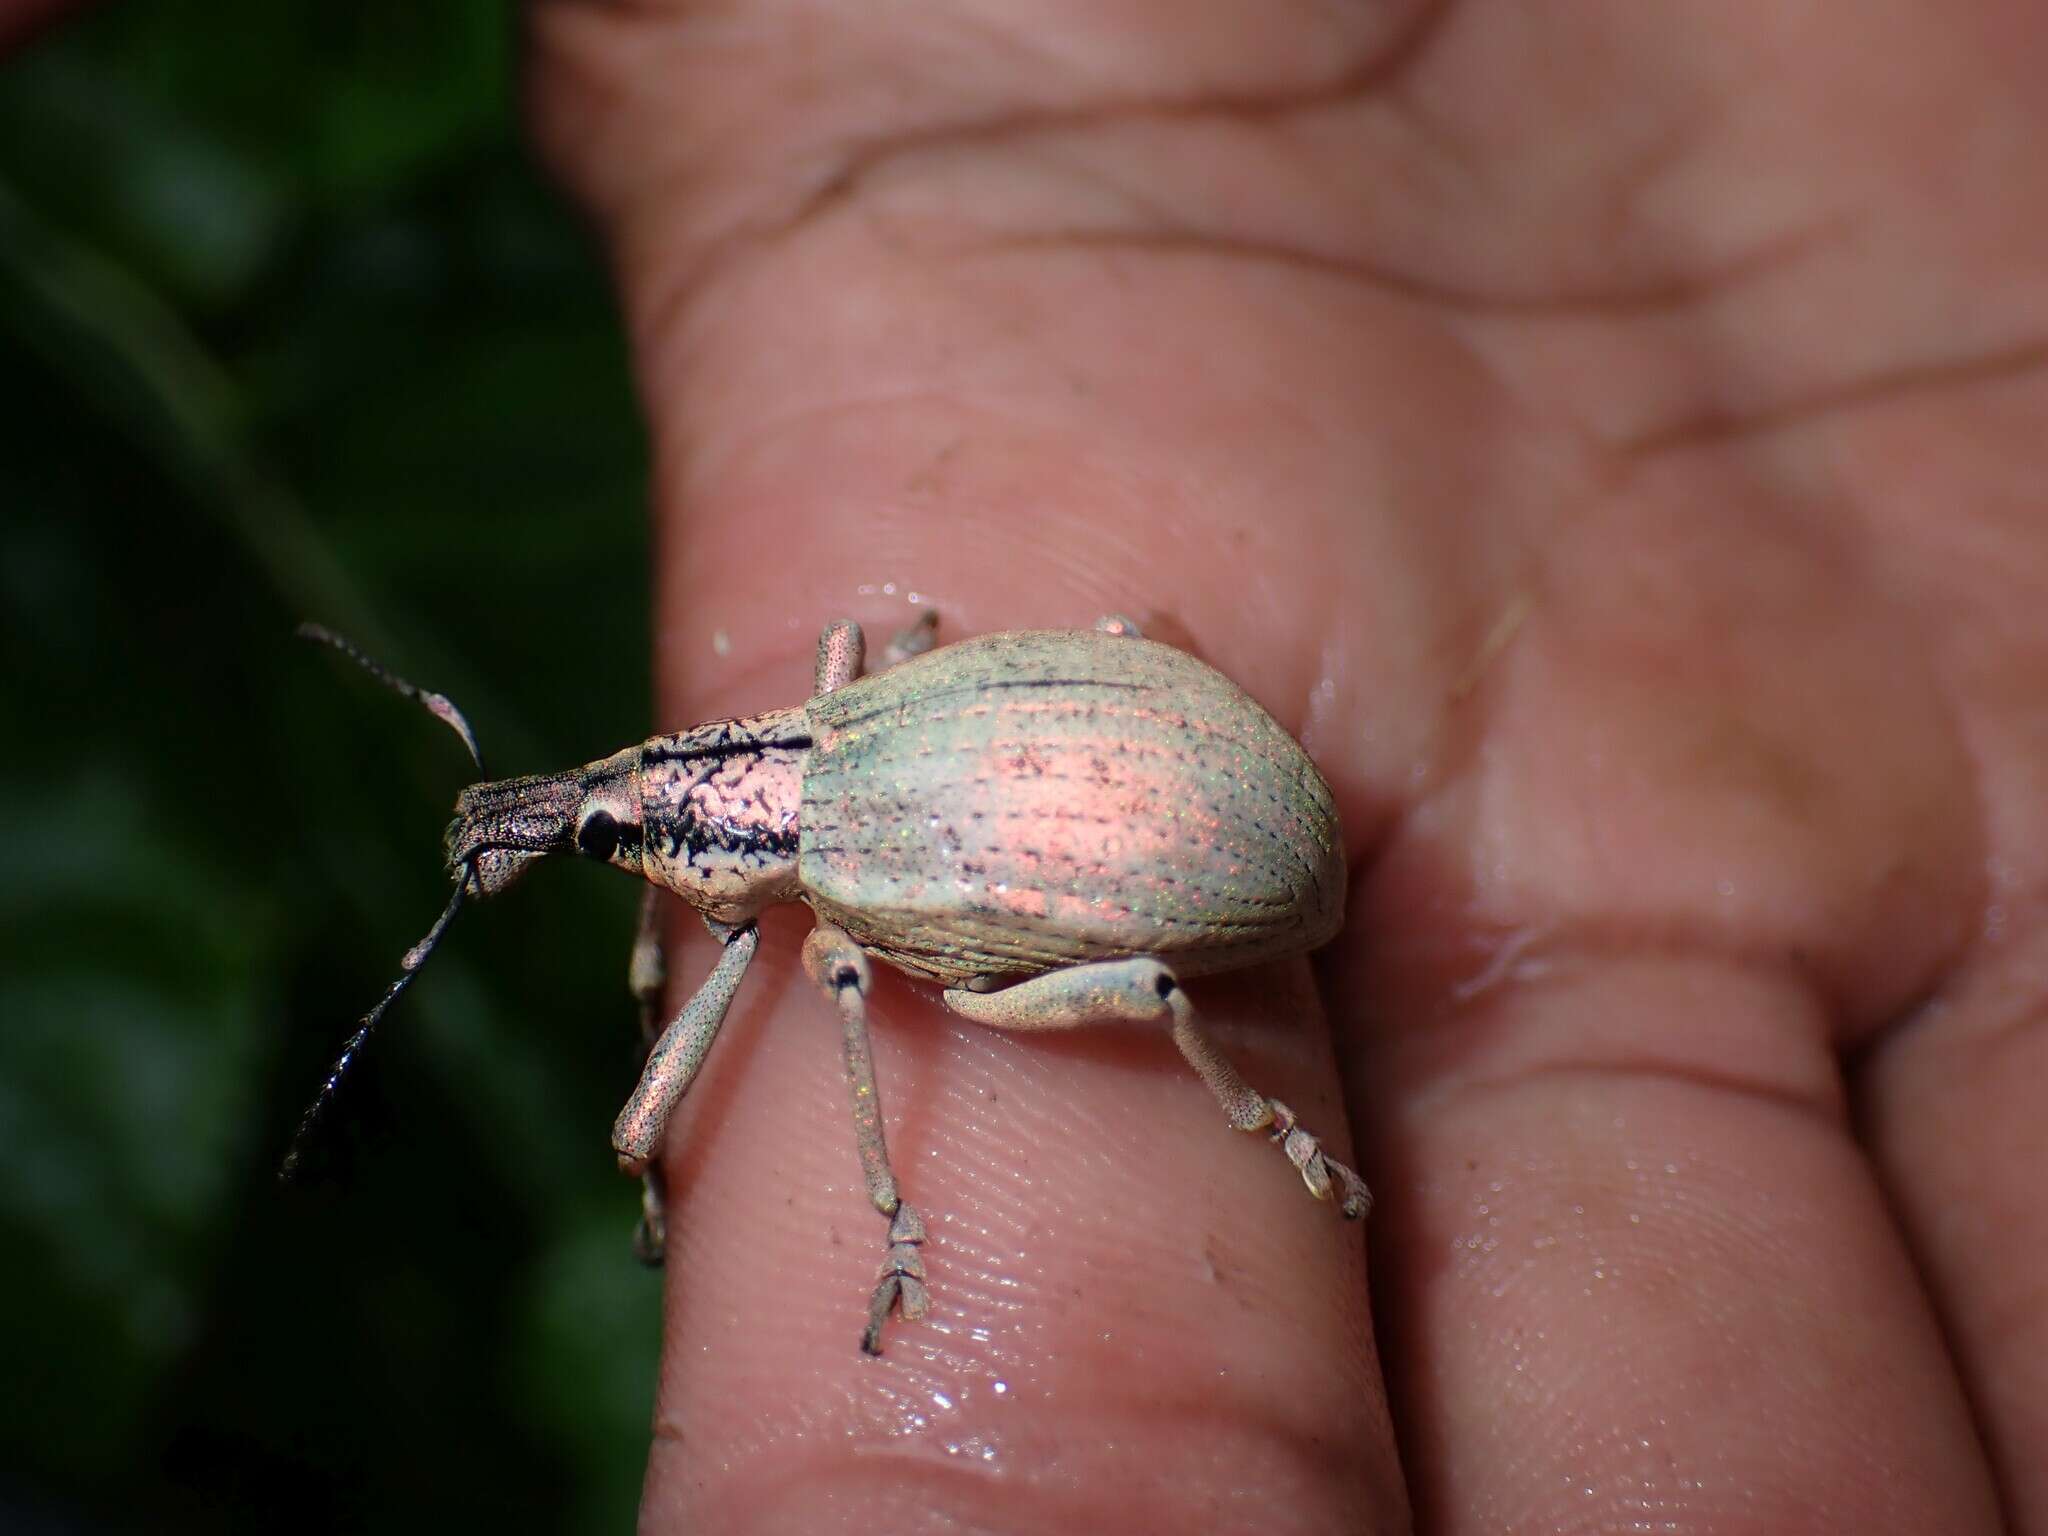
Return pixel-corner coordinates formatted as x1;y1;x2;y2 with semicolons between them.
445;746;643;896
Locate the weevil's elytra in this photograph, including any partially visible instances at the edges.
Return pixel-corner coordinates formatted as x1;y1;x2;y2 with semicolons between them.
799;629;1345;987
295;613;1368;1356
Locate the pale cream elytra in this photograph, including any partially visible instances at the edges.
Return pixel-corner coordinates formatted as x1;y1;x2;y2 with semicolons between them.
290;614;1368;1354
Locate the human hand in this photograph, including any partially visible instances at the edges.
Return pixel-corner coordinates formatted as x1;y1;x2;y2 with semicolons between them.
528;3;2048;1530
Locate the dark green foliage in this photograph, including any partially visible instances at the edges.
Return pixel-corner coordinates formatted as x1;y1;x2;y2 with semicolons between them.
0;4;660;1530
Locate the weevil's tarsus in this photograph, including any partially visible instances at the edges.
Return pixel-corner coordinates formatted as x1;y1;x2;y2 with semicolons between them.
801;924;929;1355
1269;1101;1373;1219
631;1198;667;1268
297;622;486;776
612;922;760;1176
279;876;467;1181
864;1204;931;1357
943;957;1372;1221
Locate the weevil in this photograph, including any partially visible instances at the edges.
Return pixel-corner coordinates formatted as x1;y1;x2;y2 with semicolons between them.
290;613;1368;1353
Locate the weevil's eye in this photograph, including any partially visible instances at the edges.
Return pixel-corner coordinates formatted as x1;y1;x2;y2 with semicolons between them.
577;809;620;861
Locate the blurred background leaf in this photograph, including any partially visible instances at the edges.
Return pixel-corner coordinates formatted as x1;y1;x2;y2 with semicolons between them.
0;3;663;1530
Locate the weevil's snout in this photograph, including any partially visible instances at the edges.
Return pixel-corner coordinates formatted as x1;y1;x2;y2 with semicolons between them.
445;773;579;896
443;748;642;896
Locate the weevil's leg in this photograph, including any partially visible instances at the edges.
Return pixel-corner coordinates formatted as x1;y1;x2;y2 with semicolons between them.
627;886;673;1263
815;619;865;695
817;613;936;696
1094;613;1143;638
800;924;929;1355
943;958;1371;1219
879;608;938;668
613;922;760;1182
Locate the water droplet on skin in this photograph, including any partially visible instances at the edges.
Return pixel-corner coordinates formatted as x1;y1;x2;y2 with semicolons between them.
992;1380;1008;1395
711;628;731;657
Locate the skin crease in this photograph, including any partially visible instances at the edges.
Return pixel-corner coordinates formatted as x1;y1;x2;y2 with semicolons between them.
495;2;2048;1533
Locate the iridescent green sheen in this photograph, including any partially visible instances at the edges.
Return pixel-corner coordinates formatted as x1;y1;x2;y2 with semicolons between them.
797;630;1344;985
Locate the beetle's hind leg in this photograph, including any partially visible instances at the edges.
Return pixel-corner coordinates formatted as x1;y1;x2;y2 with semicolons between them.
942;959;1371;1220
802;924;929;1355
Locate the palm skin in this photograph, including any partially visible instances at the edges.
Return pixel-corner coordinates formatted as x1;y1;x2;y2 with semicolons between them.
526;2;2048;1531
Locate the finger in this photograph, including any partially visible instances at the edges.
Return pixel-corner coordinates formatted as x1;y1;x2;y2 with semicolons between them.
1336;501;2004;1534
525;0;1450;1513
1837;264;2048;1530
528;0;1441;1515
640;592;1399;1535
1858;877;2048;1530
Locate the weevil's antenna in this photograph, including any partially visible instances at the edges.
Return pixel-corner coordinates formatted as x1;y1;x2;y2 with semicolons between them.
279;875;467;1181
297;622;486;777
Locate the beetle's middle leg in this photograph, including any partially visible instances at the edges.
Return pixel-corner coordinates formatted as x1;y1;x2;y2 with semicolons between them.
801;923;929;1355
943;958;1371;1219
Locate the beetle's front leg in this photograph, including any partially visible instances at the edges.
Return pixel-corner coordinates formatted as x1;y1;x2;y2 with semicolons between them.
612;920;760;1186
627;885;671;1263
943;959;1372;1220
800;923;929;1355
813;611;939;697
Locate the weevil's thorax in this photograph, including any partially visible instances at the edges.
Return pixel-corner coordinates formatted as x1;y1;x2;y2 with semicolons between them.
639;704;809;925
